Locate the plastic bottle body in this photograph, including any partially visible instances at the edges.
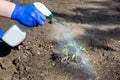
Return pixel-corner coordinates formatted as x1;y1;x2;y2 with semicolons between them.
2;23;26;47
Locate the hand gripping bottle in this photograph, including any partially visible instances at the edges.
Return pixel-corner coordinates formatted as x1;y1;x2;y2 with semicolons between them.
1;2;53;47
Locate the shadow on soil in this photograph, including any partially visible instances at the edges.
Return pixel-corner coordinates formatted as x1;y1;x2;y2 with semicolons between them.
57;63;96;80
53;0;120;25
0;42;12;57
76;27;120;51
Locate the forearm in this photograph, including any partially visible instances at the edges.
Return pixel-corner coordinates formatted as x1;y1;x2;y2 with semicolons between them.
0;0;15;18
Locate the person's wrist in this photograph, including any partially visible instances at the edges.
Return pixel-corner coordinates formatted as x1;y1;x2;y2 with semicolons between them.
11;4;22;20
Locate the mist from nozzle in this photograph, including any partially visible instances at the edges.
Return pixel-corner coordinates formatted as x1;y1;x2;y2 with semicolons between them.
51;18;57;24
51;17;96;79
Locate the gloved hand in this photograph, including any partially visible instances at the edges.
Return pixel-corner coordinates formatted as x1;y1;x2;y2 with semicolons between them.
0;28;4;40
11;4;46;27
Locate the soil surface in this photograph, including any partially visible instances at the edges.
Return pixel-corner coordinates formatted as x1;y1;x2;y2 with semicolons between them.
0;0;120;80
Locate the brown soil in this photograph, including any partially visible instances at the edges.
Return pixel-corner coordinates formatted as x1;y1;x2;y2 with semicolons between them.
0;0;120;80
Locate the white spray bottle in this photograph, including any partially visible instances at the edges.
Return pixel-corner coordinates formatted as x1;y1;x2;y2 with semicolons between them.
1;2;53;47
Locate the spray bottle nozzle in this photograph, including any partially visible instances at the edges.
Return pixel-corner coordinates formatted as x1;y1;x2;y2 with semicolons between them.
48;13;54;19
48;13;54;24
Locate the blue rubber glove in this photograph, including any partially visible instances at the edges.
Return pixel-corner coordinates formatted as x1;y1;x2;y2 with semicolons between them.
0;28;4;40
11;4;46;27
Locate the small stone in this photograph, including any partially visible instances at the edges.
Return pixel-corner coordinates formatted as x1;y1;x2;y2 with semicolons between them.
20;55;28;60
12;58;20;66
40;73;44;77
25;46;30;50
1;60;12;69
37;51;41;55
52;62;56;66
0;63;6;70
18;45;24;50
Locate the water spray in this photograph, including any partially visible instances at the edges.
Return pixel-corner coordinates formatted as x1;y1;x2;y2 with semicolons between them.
51;16;96;79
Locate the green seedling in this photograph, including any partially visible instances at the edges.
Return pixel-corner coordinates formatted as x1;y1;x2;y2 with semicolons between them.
61;41;87;61
62;47;69;56
71;54;76;60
